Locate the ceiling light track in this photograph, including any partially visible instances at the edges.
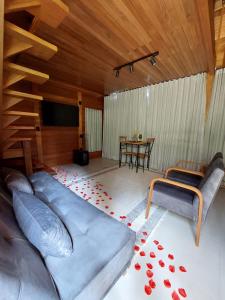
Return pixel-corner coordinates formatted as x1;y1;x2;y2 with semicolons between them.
113;51;159;77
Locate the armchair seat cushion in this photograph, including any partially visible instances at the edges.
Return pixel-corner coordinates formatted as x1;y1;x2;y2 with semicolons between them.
152;182;195;220
167;171;202;187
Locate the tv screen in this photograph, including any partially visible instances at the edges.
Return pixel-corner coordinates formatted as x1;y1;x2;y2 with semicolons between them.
42;100;79;127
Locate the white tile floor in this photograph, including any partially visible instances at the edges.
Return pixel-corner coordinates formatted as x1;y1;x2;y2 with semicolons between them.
55;158;225;300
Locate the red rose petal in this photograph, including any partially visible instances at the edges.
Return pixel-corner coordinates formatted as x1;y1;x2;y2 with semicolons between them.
110;211;114;215
158;245;164;251
143;231;148;236
178;288;187;298
141;239;146;244
134;245;140;251
105;206;109;209
159;260;165;267
127;223;132;227
150;252;156;258
146;270;153;278
172;291;180;300
134;263;141;271
168;254;174;260
140;251;146;257
144;285;152;296
146;263;153;269
164;279;171;288
153;240;159;245
179;266;187;273
149;279;156;289
169;265;175;273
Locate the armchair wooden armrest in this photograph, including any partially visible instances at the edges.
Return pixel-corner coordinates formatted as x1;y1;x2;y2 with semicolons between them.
145;177;204;246
165;167;204;178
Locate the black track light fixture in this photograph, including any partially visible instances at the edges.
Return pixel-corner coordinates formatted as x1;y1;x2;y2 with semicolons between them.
113;51;159;78
114;69;120;78
149;55;157;66
128;64;134;73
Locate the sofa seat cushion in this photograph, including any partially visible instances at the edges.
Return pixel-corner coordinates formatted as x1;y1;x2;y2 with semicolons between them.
167;171;202;187
45;213;135;300
152;182;195;220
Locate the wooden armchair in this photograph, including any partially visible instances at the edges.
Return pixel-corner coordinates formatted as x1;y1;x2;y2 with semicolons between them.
146;153;225;246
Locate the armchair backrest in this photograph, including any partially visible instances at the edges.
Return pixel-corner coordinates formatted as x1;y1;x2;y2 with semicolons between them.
193;156;224;223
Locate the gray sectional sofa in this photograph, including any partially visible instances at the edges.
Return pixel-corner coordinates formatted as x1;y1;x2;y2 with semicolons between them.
0;170;136;300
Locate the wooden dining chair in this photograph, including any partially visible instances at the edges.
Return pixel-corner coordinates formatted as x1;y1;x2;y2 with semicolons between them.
119;136;128;167
135;138;155;171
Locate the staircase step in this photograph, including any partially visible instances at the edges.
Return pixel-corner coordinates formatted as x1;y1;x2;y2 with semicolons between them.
4;89;43;101
2;148;24;159
4;21;57;60
7;125;35;130
4;110;39;117
3;137;32;151
5;0;40;13
4;62;49;87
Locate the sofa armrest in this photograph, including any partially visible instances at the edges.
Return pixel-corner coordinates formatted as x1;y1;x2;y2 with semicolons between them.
146;177;204;246
165;167;204;178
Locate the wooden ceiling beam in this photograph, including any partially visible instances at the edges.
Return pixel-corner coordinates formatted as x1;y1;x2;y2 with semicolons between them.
196;0;215;73
45;80;103;98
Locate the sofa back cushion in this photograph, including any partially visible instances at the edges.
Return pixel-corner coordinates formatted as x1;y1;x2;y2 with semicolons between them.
0;168;33;194
193;167;224;222
0;196;59;300
13;190;73;258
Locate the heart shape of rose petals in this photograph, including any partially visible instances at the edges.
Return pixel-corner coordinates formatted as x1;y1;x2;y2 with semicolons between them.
134;263;141;271
144;285;152;295
150;252;156;258
164;279;171;288
178;288;187;298
134;245;140;251
146;263;153;269
172;291;180;300
169;265;175;273
168;254;174;260
158;245;164;250
179;266;187;272
159;260;165;267
149;279;156;289
146;269;153;278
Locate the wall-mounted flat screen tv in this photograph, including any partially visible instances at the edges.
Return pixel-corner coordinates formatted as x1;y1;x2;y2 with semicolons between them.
42;100;79;127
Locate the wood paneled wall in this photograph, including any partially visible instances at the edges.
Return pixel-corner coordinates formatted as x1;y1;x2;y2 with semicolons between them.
37;81;104;166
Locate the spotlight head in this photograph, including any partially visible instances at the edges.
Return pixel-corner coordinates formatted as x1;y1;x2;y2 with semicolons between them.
128;64;134;73
114;69;120;78
149;55;157;66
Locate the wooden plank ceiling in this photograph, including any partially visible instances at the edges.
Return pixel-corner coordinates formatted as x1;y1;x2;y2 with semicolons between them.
15;0;216;95
215;0;225;68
